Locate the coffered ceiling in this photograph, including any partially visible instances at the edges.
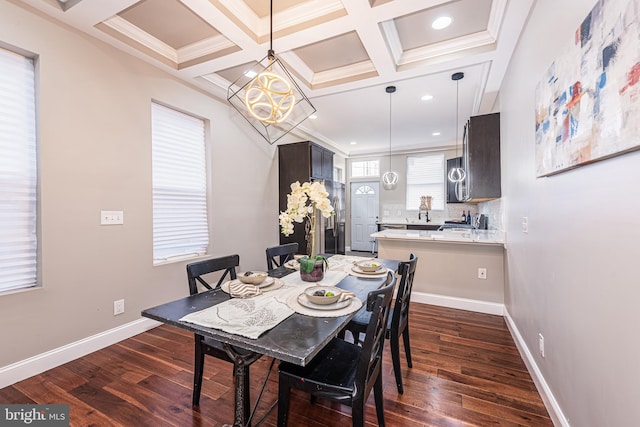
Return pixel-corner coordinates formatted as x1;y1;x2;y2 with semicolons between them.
23;0;534;156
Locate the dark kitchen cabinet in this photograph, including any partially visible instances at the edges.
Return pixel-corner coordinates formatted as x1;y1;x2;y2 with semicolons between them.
310;143;334;180
460;112;501;203
446;157;463;204
406;224;441;231
278;141;334;249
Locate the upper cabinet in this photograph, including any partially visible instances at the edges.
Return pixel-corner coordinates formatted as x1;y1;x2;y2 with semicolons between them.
310;143;334;180
278;141;334;246
459;113;501;203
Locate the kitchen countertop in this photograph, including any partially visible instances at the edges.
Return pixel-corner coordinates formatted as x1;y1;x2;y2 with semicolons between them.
371;228;505;246
377;219;440;225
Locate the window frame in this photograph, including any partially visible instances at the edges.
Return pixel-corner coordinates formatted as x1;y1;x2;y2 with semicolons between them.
351;160;380;178
405;153;445;211
151;102;210;265
0;45;39;294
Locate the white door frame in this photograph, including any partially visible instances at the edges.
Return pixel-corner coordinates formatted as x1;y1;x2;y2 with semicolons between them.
350;181;379;252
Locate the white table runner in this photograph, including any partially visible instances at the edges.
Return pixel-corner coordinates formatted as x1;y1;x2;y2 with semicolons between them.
179;269;348;339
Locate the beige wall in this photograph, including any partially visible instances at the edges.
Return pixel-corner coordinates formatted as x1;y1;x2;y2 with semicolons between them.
501;0;640;424
0;2;280;367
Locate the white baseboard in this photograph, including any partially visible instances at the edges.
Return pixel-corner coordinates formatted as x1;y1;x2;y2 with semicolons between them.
503;309;569;427
0;318;161;389
411;291;504;316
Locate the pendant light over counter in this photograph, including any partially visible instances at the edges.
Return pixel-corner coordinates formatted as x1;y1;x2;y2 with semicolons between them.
226;0;316;144
448;72;466;184
382;85;399;190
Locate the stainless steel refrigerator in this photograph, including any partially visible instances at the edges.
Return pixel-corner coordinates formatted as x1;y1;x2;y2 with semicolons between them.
323;181;345;255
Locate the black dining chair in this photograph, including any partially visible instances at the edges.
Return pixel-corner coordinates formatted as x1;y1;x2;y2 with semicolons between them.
342;253;418;394
186;255;255;409
265;242;299;270
276;271;396;427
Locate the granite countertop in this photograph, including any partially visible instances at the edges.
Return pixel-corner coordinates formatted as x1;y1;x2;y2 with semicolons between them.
371;228;505;246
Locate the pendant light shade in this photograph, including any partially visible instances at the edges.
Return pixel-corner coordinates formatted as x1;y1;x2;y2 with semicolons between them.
382;85;398;190
448;72;466;184
227;0;315;144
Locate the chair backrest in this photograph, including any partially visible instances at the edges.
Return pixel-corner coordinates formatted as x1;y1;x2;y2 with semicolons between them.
186;255;239;295
265;243;299;270
356;271;396;394
390;253;418;334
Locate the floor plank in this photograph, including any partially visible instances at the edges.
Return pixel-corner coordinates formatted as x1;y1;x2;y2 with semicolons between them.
0;303;552;426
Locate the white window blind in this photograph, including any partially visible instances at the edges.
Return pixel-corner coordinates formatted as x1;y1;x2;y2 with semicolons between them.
152;103;209;263
0;47;37;293
406;154;445;210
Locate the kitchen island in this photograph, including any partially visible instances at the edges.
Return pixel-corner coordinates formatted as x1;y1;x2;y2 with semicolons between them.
371;229;505;314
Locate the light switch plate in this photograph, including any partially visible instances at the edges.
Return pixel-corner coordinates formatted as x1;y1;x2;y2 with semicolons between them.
101;210;124;225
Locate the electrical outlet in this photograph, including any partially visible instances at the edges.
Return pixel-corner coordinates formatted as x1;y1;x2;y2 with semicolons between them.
538;333;545;357
477;268;487;279
114;299;125;315
522;216;529;233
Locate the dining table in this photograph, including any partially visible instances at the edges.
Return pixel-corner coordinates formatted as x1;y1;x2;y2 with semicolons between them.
141;255;400;427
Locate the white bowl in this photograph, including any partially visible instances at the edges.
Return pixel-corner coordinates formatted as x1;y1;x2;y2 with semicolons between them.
238;271;268;285
355;259;383;272
304;286;342;305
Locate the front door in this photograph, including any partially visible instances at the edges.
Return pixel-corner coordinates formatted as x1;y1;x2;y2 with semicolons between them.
350;182;379;251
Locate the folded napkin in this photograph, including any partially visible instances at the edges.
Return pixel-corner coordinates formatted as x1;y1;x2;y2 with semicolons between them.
338;291;356;302
229;282;262;298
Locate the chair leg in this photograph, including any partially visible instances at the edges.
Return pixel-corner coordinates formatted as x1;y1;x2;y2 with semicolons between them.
351;397;365;427
402;325;413;368
192;342;205;406
277;376;291;427
373;373;386;427
389;333;404;395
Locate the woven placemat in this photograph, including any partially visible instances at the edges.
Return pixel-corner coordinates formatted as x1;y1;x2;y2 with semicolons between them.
220;278;284;295
343;264;392;278
286;292;362;317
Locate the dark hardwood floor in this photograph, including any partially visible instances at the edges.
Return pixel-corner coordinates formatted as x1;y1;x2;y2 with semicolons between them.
0;303;552;426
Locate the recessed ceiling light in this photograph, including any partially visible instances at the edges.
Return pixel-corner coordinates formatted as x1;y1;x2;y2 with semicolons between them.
244;70;257;78
432;16;452;30
432;132;441;136
350;141;357;145
309;114;317;119
421;94;434;101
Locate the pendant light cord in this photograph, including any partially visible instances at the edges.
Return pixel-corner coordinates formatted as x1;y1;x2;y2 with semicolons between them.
455;78;459;157
389;89;392;170
268;0;274;58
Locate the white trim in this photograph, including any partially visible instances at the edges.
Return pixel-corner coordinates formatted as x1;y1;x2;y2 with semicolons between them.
411;291;504;316
504;309;569;427
0;318;161;389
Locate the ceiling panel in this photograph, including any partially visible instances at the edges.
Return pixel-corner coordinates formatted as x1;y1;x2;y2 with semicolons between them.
394;0;493;49
119;0;219;49
293;31;369;73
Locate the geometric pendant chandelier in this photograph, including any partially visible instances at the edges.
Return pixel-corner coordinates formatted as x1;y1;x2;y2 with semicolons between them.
227;0;315;144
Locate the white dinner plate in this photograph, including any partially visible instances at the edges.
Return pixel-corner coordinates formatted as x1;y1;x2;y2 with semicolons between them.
221;278;282;294
296;293;352;311
284;260;300;270
351;265;386;275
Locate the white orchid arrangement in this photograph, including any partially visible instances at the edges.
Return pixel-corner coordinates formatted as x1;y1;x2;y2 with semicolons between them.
279;181;334;260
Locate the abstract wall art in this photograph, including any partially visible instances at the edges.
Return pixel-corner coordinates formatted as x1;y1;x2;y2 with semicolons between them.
534;0;640;177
